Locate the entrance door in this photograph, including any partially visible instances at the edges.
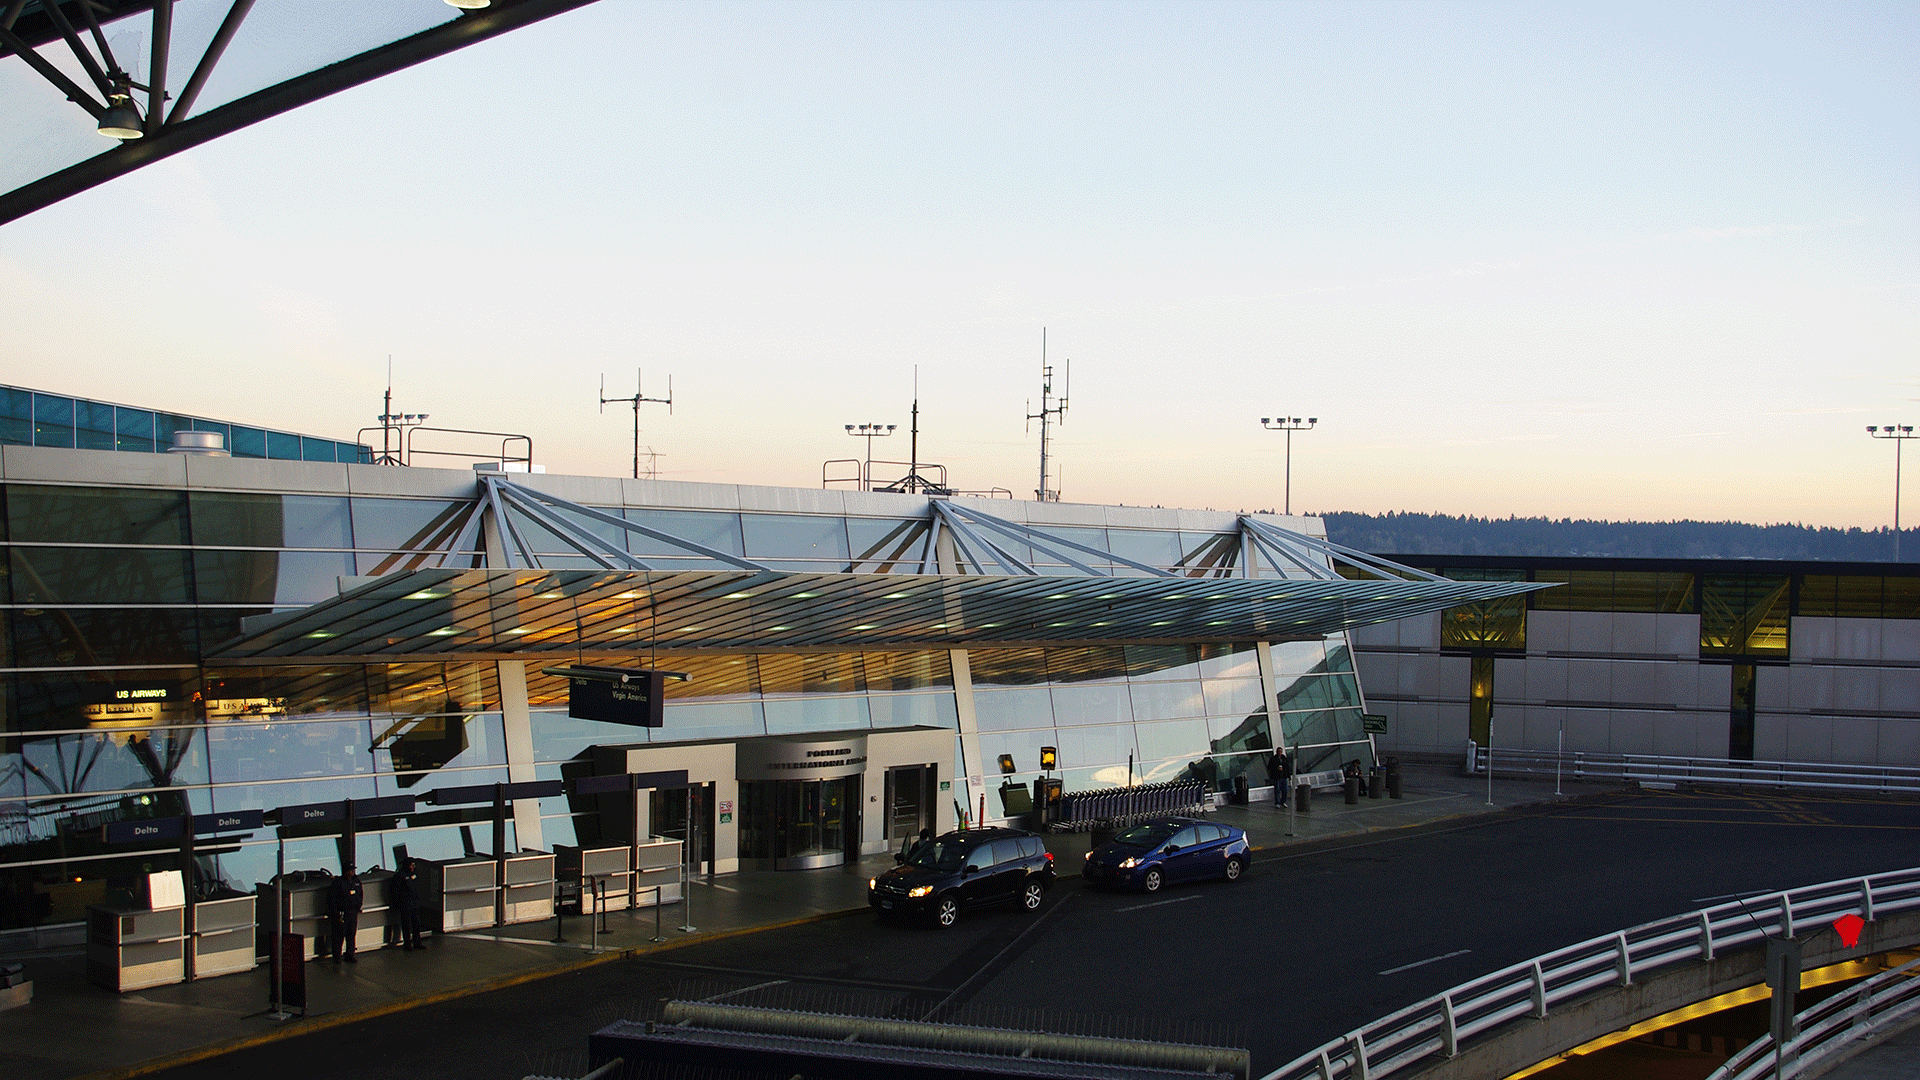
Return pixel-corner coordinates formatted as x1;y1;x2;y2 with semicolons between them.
649;785;715;873
885;765;932;848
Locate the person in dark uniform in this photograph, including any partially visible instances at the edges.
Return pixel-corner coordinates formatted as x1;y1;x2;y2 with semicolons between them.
391;858;425;951
329;865;365;963
1268;748;1291;806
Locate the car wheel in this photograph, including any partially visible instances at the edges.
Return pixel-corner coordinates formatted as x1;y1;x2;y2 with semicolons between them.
1022;881;1045;911
1224;855;1245;882
934;895;960;928
1142;868;1164;893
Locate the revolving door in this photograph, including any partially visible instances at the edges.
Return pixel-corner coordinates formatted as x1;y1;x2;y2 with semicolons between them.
737;777;857;870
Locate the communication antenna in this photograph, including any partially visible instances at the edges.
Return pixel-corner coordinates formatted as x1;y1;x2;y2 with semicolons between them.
371;357;426;465
599;369;673;480
1024;329;1069;502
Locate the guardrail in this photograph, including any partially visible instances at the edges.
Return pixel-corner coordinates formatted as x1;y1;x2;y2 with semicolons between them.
1465;743;1920;796
1259;867;1920;1080
1708;954;1920;1080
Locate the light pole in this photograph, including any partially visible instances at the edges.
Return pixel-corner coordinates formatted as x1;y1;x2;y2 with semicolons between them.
1868;426;1915;561
844;423;896;491
1259;416;1317;516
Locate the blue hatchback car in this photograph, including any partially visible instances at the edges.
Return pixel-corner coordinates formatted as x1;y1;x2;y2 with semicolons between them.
1081;816;1250;893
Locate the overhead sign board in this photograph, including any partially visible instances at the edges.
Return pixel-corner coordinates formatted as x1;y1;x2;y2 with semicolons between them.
569;671;666;727
1362;713;1389;734
275;795;415;826
103;809;268;844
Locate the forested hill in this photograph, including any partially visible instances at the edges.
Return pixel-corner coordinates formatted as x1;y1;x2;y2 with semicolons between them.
1319;512;1913;563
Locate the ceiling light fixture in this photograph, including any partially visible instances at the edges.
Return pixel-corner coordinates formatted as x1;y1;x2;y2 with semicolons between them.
97;75;144;140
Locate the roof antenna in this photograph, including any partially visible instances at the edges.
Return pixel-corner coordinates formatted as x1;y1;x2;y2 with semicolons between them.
1024;329;1068;502
599;369;673;480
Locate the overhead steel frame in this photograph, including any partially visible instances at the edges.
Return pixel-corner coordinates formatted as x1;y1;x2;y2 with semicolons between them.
0;0;603;225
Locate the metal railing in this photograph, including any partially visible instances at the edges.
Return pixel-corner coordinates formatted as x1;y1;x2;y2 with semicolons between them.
1466;743;1920;796
1708;954;1920;1080
1259;867;1920;1080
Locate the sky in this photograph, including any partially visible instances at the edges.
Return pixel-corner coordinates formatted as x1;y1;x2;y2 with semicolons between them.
0;0;1914;527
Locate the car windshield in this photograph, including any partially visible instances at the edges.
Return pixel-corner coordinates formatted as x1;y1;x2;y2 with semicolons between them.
1112;823;1177;847
904;840;970;872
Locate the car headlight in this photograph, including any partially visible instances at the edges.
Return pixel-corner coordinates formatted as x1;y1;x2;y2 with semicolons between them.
1118;856;1138;869
1083;851;1092;861
868;878;877;890
908;885;933;898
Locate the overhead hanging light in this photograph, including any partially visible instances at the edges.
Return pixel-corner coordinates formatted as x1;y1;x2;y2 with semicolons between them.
444;0;491;8
98;76;144;140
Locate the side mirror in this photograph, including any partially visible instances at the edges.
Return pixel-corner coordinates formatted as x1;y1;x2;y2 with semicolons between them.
1164;844;1180;854
963;865;979;875
893;853;904;863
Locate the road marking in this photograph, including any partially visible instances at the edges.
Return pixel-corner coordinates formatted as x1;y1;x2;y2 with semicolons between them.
1116;895;1205;913
1378;949;1471;976
702;978;788;1002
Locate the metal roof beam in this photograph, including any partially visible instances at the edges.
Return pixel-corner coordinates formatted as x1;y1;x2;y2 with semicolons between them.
499;480;772;572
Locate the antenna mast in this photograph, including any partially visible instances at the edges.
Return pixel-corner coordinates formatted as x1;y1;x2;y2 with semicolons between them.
599;369;673;480
1025;329;1068;502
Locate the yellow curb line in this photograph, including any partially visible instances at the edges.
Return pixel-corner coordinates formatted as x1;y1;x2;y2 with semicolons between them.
73;906;867;1080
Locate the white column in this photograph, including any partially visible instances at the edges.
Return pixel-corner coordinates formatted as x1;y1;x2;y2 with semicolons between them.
497;660;543;851
950;648;983;828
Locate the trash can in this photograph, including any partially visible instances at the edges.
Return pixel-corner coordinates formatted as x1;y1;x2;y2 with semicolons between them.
1294;782;1311;812
1230;774;1250;806
1386;758;1403;799
1368;767;1385;799
1343;776;1360;804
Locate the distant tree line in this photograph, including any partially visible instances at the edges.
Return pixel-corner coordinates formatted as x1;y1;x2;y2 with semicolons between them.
1320;512;1915;563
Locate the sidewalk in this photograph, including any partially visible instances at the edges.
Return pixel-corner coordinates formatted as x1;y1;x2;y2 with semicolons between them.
0;765;1583;1080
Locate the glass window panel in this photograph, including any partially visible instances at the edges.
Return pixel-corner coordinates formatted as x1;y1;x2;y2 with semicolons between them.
862;651;953;690
337;442;368;464
301;436;335;462
74;401;116;451
202;667;371;718
1031;525;1108;566
193;550;356;605
1044;645;1129;684
366;663;503;718
968;647;1050;687
6;485;188;545
9;547;192;604
11;608;200;666
1887;577;1920;620
764;695;871;735
31;394;74;448
206;718;375;783
501;503;623;555
1128;679;1205;722
193;492;353;548
1267;639;1329;675
114;407;156;453
868;692;958;729
20;726;210;793
4;669;202;734
1275;673;1335;712
193;421;232;447
229;426;266;459
1327;673;1361;708
739;514;850;571
1124;643;1202;681
266;431;302;460
1177;532;1241;576
1133;718;1208;764
625;509;745;558
978;728;1053;777
156;414;194;446
756;653;865;695
1050;683;1134;728
1054;724;1135;772
350;498;466;551
1701;575;1790;655
196;609;263;657
1106;529;1183;570
1613;572;1695;613
972;687;1053;731
1197;643;1259;680
1323;642;1354;674
1203;677;1266;718
0;387;29;445
847;517;931;572
659;699;766;740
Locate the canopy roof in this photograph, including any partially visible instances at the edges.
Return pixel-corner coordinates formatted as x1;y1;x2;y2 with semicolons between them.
0;0;597;224
213;565;1551;663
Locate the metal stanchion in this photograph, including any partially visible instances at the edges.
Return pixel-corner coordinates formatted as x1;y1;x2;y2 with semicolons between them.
552;880;567;944
269;838;290;1021
677;858;696;933
649;885;665;943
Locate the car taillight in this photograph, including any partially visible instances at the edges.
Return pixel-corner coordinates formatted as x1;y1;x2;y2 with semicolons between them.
1044;852;1054;864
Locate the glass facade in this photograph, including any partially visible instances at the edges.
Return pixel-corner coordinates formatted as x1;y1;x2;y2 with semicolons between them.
0;383;369;463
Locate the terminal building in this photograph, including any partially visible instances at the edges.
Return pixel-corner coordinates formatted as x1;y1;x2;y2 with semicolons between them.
0;393;1538;932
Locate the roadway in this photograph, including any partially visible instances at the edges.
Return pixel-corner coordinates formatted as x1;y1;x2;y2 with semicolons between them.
142;787;1920;1079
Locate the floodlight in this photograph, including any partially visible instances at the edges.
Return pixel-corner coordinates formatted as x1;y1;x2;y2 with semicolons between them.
445;0;491;8
97;94;143;140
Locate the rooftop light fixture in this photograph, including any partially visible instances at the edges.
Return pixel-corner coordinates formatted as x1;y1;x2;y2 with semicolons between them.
97;75;144;140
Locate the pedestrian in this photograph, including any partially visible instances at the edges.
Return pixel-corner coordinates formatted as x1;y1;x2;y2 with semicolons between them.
900;827;934;863
329;864;364;963
392;857;425;951
1268;748;1291;806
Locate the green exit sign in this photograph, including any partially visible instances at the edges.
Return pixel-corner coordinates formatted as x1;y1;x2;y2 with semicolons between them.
1361;713;1389;734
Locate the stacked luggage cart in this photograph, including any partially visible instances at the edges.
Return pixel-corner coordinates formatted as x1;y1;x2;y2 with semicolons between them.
1048;779;1210;831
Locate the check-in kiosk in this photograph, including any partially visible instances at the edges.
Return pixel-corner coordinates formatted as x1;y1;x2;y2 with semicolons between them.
87;869;189;993
255;874;332;962
423;856;498;932
500;851;555;924
350;868;394;954
190;892;257;979
635;838;683;907
556;844;633;911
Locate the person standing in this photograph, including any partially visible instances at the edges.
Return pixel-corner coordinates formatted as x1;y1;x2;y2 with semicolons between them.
1268;748;1291;806
329;865;365;963
391;857;425;951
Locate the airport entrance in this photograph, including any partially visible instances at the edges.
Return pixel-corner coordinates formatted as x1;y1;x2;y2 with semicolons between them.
735;734;868;870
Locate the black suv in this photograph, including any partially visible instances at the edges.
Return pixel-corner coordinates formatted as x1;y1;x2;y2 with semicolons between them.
868;828;1056;928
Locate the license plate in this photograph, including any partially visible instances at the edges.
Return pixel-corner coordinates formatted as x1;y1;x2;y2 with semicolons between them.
880;900;893;910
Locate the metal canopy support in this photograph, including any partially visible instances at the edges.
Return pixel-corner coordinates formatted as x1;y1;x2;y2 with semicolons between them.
931;502;1034;575
485;477;773;572
0;24;105;117
1240;516;1448;583
938;501;1178;578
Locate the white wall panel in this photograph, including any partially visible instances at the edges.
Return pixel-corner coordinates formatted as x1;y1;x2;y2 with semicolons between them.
1793;617;1836;661
1612;613;1657;656
1527;610;1570;653
1609;710;1657;755
1885;622;1920;663
1567;612;1611;654
1523;657;1569;702
1834;619;1884;662
1654;615;1701;658
1567;659;1610;702
1833;668;1881;713
1784;716;1836;763
1830;717;1880;763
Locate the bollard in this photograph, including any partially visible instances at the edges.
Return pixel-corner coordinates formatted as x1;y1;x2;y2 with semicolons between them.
1368;771;1385;799
1387;758;1403;799
1295;782;1311;813
1344;776;1360;804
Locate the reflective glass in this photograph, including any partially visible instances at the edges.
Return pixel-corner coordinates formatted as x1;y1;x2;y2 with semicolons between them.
1030;525;1108;567
764;695;871;735
1268;639;1328;675
1202;677;1266;718
3;669;201;735
0;387;28;445
658;699;766;740
968;648;1049;687
301;436;335;462
10;608;200;666
740;514;849;571
1275;673;1335;712
19;727;210;793
1327;673;1361;709
1800;576;1918;620
1133;718;1208;764
1128;680;1205;722
1701;575;1790;655
1053;724;1135;771
757;653;865;695
1106;529;1183;570
204;717;377;783
1197;643;1259;680
868;692;958;729
1043;646;1129;684
202;667;372;718
972;687;1053;732
1324;642;1354;674
193;549;357;605
9;547;192;603
367;663;502;718
6;485;188;545
192;492;353;548
350;498;465;551
1051;683;1133;727
31;394;73;448
114;408;156;453
625;509;745;560
74;401;115;451
156;414;194;446
1177;533;1241;576
862;651;952;690
266;431;301;460
1124;644;1202;681
847;518;930;572
229;426;266;458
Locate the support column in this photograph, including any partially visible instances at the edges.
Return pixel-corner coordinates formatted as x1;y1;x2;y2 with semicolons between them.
498;660;543;852
950;649;983;829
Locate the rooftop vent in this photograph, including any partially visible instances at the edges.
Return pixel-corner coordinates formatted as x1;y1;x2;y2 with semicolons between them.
167;431;230;456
